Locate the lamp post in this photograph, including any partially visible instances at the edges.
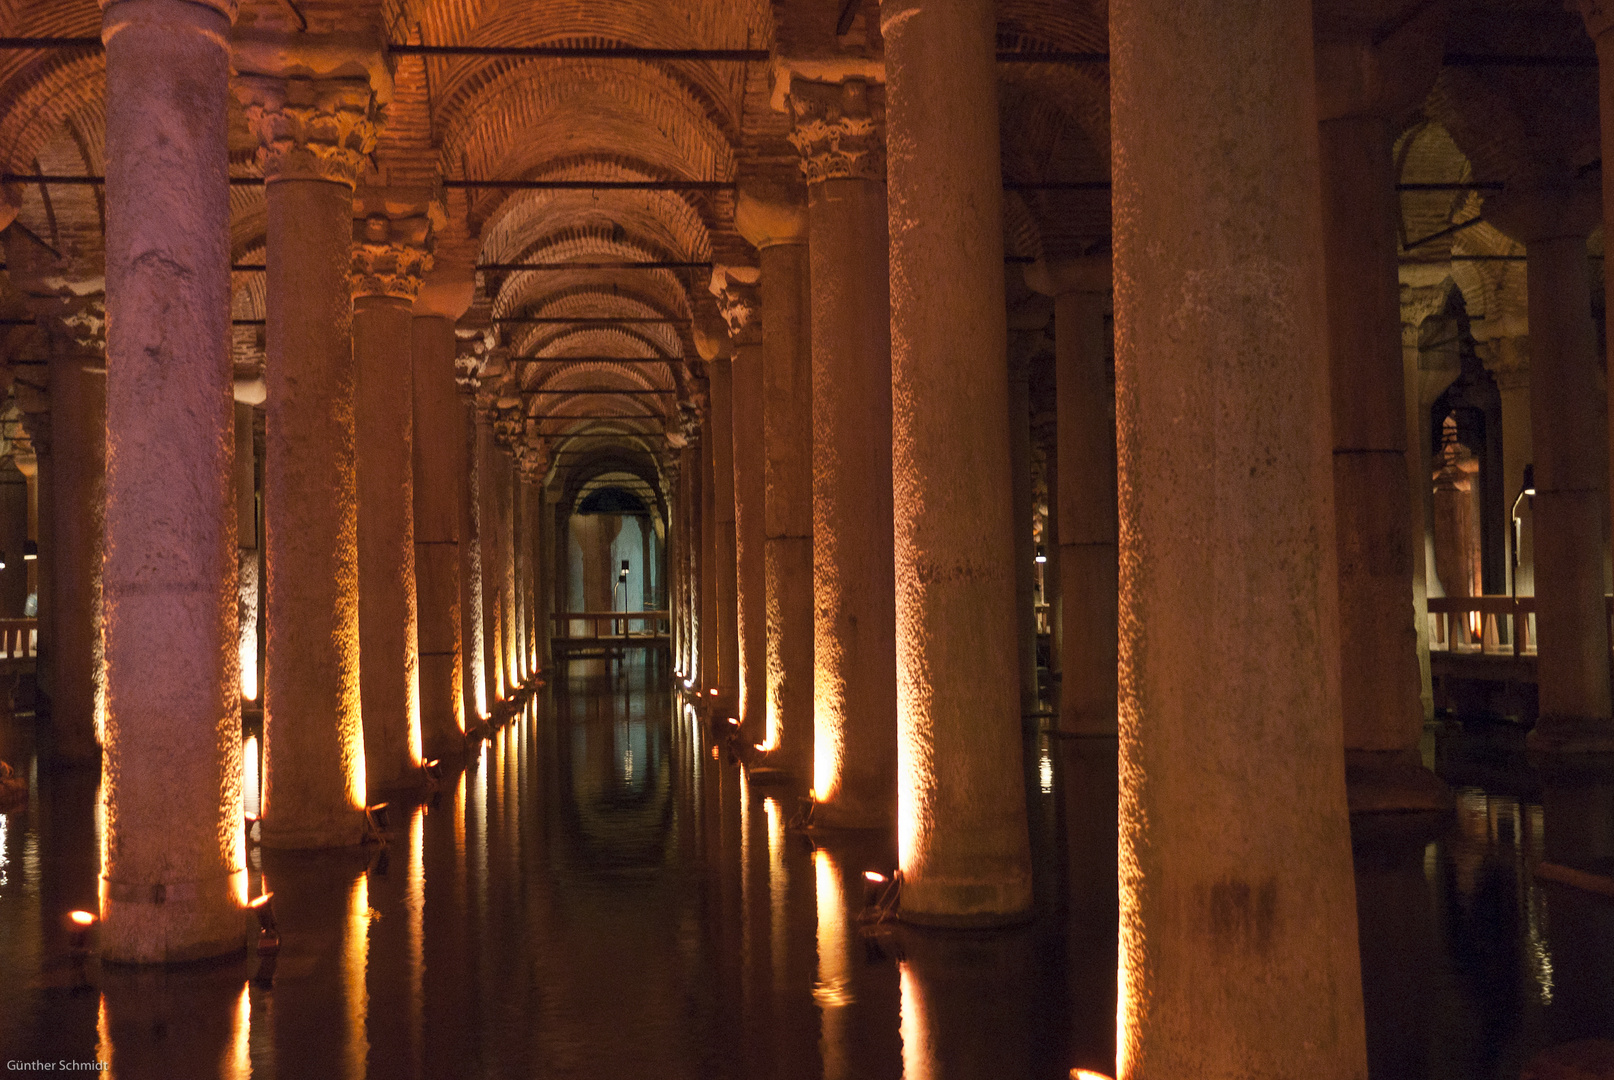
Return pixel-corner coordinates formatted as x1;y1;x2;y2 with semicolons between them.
1510;463;1535;656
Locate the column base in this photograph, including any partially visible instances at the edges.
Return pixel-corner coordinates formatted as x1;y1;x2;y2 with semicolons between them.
259;813;367;850
1529;716;1614;756
1345;749;1453;814
898;875;1034;928
99;869;247;965
806;798;891;832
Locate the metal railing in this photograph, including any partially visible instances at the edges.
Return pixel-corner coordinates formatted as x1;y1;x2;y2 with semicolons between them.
550;611;670;640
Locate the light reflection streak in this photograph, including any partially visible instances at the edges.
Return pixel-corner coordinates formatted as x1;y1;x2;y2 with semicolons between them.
765;796;785;984
345;871;370;1080
899;961;931;1080
1038;743;1053;795
0;813;8;888
814;849;850;1080
243;735;260;817
96;993;114;1078
409;804;425;1068
225;983;250;1080
739;765;751;972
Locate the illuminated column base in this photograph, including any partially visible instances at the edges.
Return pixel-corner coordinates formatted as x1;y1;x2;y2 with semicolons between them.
1111;0;1368;1072
99;0;246;959
884;0;1031;922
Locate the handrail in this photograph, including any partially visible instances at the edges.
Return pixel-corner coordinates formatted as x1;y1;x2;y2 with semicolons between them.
551;610;670;641
1426;596;1542;657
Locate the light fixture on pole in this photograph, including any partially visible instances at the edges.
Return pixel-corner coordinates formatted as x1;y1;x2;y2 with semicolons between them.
1509;464;1535;652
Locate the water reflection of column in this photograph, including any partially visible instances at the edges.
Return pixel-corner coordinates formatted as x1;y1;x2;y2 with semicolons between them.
814;849;851;1080
345;871;370;1080
1540;776;1614;1045
409;804;425;1074
765;796;787;993
1352;821;1436;1080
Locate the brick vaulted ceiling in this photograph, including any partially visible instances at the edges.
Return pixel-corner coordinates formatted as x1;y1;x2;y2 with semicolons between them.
0;0;1600;477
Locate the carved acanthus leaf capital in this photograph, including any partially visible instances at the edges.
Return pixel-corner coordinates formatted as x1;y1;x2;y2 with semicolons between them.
351;214;434;300
709;265;762;346
237;75;378;187
787;78;885;184
516;443;549;482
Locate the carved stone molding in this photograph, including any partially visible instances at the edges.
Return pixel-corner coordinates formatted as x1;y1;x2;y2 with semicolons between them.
786;78;885;184
237;75;378;187
516;444;548;483
27;291;106;357
709;264;762;347
350;214;434;301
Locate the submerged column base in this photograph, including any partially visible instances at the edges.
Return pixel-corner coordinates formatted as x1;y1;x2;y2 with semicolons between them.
99;868;247;965
1345;749;1452;814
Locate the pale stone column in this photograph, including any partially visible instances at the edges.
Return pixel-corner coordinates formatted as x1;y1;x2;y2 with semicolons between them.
98;0;244;960
704;349;741;710
351;206;430;794
1488;184;1612;749
239;57;379;847
787;77;898;827
475;406;505;705
711;266;768;741
735;184;814;779
413;313;465;754
882;0;1032;923
455;355;486;721
1494;361;1534;597
1315;18;1448;809
1111;0;1368;1071
1026;259;1117;737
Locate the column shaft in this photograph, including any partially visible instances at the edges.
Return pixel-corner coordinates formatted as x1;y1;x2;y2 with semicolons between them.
476;415;504;704
1319;114;1440;807
700;418;719;694
354;294;420;793
47;352;105;763
732;342;767;738
412;315;465;753
883;0;1031;922
761;241;813;778
1528;233;1612;741
1111;0;1368;1070
261;180;365;846
99;0;244;959
1008;350;1038;716
709;357;740;708
497;453;518;691
805;169;897;827
234;401;259;706
461;394;486;721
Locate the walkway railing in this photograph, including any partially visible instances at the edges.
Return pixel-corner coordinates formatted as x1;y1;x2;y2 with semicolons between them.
551;610;670;640
0;618;36;662
1427;596;1548;657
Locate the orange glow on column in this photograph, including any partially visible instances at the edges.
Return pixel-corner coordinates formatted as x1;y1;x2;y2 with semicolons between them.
1117;696;1145;1080
896;691;934;877
813;667;845;807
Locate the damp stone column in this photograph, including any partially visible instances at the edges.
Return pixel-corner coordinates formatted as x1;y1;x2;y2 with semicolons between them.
1026;256;1117;737
1111;0;1370;1072
735;182;814;781
1488;180;1613;751
1315;12;1449;808
474;393;505;706
455;348;487;722
412;275;473;752
882;0;1032;923
698;330;741;713
711;266;768;743
351;198;432;795
238;47;381;848
99;0;245;960
786;76;898;828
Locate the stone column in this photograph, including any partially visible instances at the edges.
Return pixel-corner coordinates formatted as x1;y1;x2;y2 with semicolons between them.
475;406;505;705
99;0;244;960
1488;183;1612;750
351;204;431;794
711;266;768;742
735;184;814;779
1315;16;1447;809
239;56;379;848
1111;0;1368;1072
413;313;465;754
704;348;740;711
497;449;518;691
1007;338;1038;717
456;354;486;722
786;76;897;827
1027;259;1117;736
881;0;1031;923
700;426;719;694
42;300;106;765
1494;359;1534;598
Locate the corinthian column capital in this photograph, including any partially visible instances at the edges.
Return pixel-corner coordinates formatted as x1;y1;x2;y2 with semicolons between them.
351;212;434;301
236;75;378;186
709;264;763;346
786;77;885;184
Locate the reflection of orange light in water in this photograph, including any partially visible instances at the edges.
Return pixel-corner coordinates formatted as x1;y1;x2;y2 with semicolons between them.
96;993;111;1071
408;804;425;1067
899;962;930;1080
345;871;369;1080
227;983;251;1080
815;849;851;1080
766;796;786;979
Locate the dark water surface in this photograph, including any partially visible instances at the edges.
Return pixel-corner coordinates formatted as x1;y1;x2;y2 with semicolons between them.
1;663;1611;1078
